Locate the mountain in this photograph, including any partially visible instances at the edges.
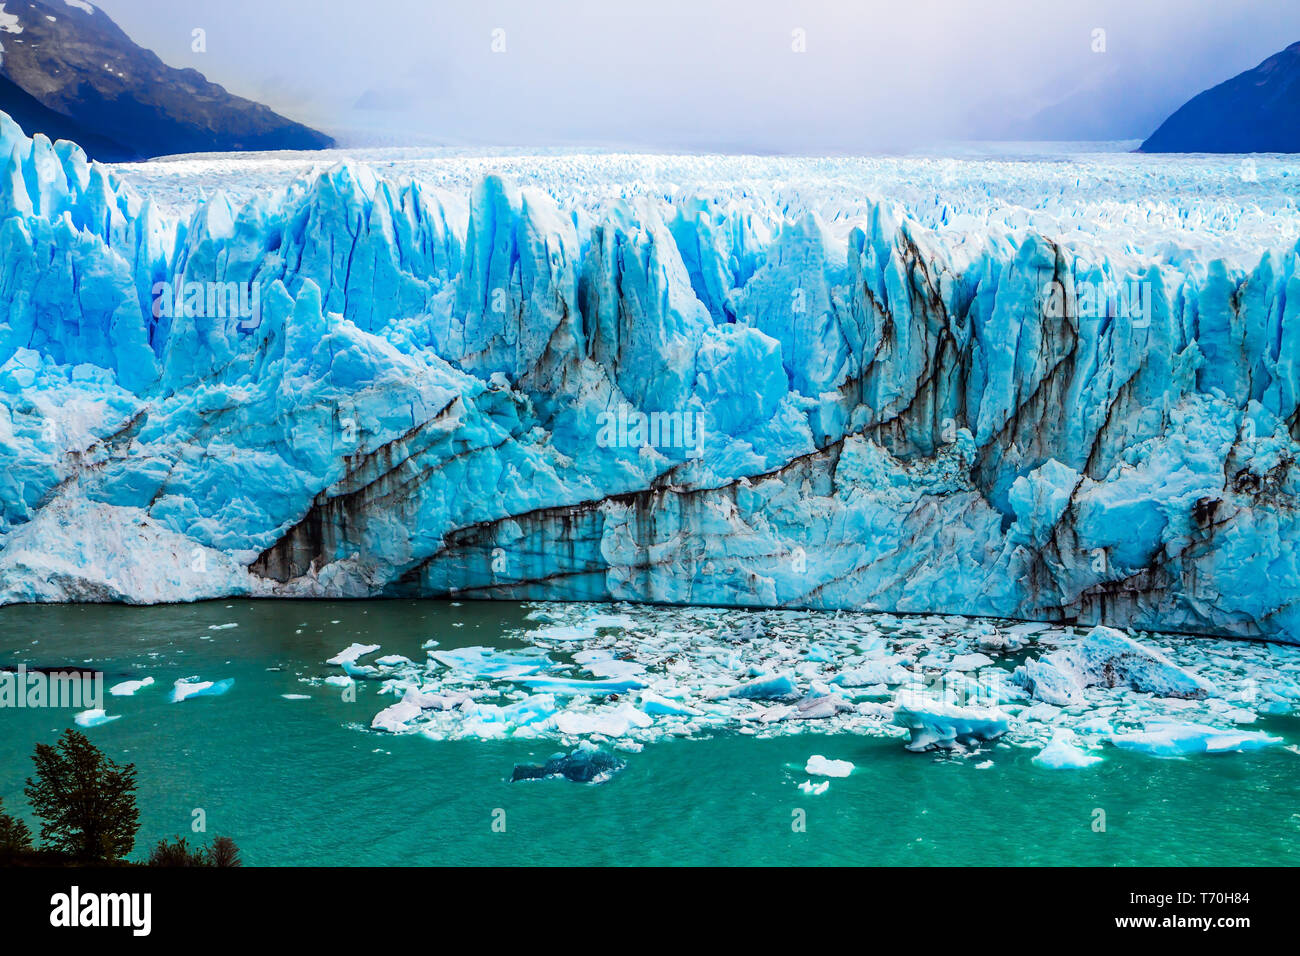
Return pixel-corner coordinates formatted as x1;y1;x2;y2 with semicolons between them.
0;0;332;161
1141;41;1300;153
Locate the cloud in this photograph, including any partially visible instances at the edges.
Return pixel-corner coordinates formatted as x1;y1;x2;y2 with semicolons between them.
91;0;1300;151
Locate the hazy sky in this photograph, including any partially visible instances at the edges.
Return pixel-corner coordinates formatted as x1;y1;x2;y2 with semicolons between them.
92;0;1300;152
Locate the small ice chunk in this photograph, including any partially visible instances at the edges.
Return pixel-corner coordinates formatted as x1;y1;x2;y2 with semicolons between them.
553;703;653;736
574;650;647;681
798;779;830;795
1033;730;1103;769
1110;721;1283;757
341;660;380;679
74;709;120;728
1074;716;1114;736
710;673;798;701
207;623;238;631
893;700;1009;751
168;677;234;702
371;698;423;733
430;646;550;678
515;674;647;695
109;676;155;696
793;692;851;719
526;623;599;642
832;659;909;686
949;652;994;672
805;755;854;777
281;694;310;700
639;692;700;716
326;643;380;666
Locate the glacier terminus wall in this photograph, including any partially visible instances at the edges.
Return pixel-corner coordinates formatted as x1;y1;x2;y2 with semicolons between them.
0;113;1297;642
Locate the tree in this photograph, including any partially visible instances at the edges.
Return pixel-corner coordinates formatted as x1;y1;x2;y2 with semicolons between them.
147;834;242;867
0;797;33;854
208;835;242;867
148;836;205;867
24;729;139;862
150;832;244;868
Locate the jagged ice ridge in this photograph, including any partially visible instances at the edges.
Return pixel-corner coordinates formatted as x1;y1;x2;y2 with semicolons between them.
0;114;1298;642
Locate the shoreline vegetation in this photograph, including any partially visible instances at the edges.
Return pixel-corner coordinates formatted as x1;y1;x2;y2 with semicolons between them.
0;729;240;868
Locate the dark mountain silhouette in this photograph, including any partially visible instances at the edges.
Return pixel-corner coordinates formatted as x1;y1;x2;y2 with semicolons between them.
1141;41;1300;153
0;0;332;162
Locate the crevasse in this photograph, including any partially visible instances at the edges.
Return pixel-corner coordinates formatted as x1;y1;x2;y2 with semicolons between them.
0;113;1296;642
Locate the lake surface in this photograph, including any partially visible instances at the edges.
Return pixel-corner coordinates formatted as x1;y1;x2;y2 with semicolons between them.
1;599;1297;866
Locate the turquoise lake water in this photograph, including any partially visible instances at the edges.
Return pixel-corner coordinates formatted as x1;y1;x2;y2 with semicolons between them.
1;599;1297;866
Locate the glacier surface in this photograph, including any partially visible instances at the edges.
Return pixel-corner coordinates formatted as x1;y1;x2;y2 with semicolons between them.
0;115;1298;642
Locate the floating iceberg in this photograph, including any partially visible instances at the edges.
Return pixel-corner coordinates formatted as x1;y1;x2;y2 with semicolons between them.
710;673;799;701
805;755;854;777
1015;626;1216;705
74;708;120;727
326;644;380;666
832;660;910;687
168;677;234;702
893;700;1010;751
514;674;648;696
553;703;653;737
109;676;154;696
1033;730;1103;769
638;692;701;717
371;694;424;733
340;602;1299;749
1110;721;1283;757
340;660;381;679
429;646;550;679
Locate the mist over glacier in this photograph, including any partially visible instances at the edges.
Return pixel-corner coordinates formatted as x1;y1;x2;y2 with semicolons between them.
0;114;1297;643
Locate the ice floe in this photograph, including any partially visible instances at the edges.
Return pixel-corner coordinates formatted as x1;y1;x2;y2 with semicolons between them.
805;755;854;777
326;643;380;666
109;676;154;696
1109;721;1283;757
168;677;234;702
1033;730;1103;769
1014;626;1216;705
74;708;120;727
352;602;1297;762
894;700;1010;752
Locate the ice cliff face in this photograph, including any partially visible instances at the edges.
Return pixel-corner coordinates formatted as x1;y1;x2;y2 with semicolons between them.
0;113;1297;642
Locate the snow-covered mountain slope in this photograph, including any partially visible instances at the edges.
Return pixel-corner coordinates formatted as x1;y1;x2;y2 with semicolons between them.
1;114;1297;642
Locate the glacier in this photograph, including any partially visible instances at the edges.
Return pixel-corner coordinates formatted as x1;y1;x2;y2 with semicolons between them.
0;112;1298;643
